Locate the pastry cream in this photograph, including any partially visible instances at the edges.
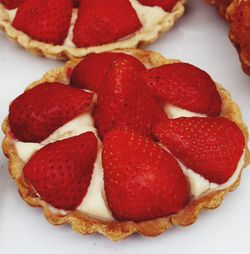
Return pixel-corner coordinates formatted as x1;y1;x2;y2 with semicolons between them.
164;104;207;118
179;152;245;198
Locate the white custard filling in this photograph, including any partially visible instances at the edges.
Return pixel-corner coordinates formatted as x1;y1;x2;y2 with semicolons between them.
130;0;167;30
5;0;170;48
179;152;245;198
14;106;245;220
164;104;207;119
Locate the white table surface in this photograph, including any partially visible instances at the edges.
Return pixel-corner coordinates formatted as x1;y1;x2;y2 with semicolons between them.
0;1;249;253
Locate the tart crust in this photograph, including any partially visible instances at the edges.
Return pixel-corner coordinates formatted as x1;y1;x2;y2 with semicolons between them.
2;49;250;241
0;1;185;60
207;0;250;75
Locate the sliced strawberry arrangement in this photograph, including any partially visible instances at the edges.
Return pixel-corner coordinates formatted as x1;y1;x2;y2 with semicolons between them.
24;132;98;210
0;0;25;9
72;0;142;47
12;0;73;45
94;58;166;139
103;129;189;221
9;82;93;142
137;0;178;12
142;63;222;116
153;117;245;184
70;52;146;93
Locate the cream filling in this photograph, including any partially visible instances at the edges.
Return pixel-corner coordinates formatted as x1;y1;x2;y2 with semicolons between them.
164;104;207;118
130;0;167;30
64;9;78;48
5;0;169;48
14;108;245;220
179;152;245;198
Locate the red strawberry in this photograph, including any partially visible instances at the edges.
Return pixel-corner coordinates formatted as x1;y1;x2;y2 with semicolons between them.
0;0;25;9
72;0;80;8
94;58;166;139
9;82;93;142
103;129;189;221
13;0;73;45
70;52;146;93
24;132;98;210
72;0;142;47
153;117;245;184
137;0;178;12
142;63;222;116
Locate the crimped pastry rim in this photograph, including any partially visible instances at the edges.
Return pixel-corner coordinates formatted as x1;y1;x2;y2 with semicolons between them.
2;49;250;241
0;1;185;60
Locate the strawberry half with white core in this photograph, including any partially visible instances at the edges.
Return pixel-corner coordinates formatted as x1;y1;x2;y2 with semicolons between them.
153;117;245;184
13;0;73;45
24;132;98;210
9;82;93;143
93;58;166;139
70;52;146;93
0;0;25;9
142;63;222;116
72;0;142;47
103;129;190;222
138;0;178;11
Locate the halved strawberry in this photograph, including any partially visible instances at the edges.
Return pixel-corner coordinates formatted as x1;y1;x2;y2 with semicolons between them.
94;58;166;139
0;0;25;9
9;82;93;142
72;0;142;47
70;52;146;93
137;0;178;12
103;129;189;221
13;0;73;45
24;132;98;210
153;117;245;184
142;63;222;116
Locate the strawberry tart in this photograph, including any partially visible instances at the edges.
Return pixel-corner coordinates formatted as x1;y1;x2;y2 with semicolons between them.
2;49;249;240
0;0;185;60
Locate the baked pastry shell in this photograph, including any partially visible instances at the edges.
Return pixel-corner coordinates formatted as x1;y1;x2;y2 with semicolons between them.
2;49;250;241
0;1;185;60
207;0;250;75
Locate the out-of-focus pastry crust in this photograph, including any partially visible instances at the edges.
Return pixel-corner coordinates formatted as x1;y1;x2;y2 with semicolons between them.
208;0;250;75
2;49;250;241
228;0;250;75
0;1;185;60
207;0;232;17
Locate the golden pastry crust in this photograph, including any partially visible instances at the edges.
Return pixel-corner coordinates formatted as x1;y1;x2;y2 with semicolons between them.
2;49;250;241
208;0;250;75
0;1;185;60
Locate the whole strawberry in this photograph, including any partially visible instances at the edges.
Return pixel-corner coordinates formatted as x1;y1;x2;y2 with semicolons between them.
73;0;142;47
9;82;93;142
0;0;25;9
24;132;98;210
142;63;222;116
70;52;146;93
13;0;73;45
94;58;166;139
153;117;245;184
138;0;178;11
103;129;189;221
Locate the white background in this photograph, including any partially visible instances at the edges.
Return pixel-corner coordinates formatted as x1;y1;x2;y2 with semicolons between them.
0;1;249;253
